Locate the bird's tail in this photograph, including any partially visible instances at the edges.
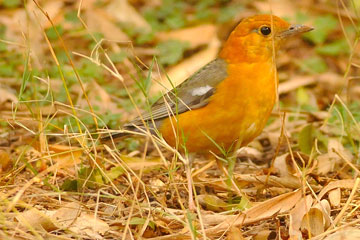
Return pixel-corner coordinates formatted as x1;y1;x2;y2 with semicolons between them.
100;131;130;143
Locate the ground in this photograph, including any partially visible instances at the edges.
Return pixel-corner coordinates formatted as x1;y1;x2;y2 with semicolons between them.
0;0;360;239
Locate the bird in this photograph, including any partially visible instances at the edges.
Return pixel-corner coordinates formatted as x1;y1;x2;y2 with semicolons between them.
104;15;313;156
103;14;313;210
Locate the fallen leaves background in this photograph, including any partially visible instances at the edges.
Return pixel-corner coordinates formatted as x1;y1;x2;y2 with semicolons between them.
0;0;360;239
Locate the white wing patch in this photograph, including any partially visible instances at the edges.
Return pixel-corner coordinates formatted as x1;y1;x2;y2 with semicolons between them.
191;85;213;96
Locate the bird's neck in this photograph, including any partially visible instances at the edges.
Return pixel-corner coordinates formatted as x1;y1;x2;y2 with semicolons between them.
219;34;277;64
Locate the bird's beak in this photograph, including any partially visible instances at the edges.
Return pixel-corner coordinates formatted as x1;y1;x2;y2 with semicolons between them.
277;24;314;38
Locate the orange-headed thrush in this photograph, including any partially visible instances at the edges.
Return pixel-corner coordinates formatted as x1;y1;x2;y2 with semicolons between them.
107;15;313;154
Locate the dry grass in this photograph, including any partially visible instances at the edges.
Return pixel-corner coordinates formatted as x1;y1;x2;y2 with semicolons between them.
1;0;360;239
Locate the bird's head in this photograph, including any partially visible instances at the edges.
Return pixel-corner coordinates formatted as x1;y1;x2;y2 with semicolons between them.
220;15;313;63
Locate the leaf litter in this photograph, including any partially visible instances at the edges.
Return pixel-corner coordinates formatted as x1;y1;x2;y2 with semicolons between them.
0;0;360;239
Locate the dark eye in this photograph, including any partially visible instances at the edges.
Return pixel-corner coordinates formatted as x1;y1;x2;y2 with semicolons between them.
260;26;271;36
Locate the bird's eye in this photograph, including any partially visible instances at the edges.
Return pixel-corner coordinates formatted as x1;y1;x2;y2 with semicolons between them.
260;26;271;36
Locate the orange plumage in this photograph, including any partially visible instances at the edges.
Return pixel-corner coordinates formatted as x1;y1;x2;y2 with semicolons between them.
159;15;312;153
108;15;313;155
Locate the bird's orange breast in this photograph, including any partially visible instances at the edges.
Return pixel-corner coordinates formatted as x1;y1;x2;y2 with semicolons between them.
159;60;277;154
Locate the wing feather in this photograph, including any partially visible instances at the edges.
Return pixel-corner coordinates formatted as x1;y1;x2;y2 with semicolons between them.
125;58;228;128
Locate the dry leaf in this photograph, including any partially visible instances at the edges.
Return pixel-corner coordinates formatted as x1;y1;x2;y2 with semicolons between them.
302;208;324;236
318;179;356;199
235;174;302;189
121;155;163;170
316;153;337;175
81;81;118;113
198;194;229;212
227;226;245;240
206;190;302;234
0;150;11;172
252;0;296;17
313;200;331;229
69;213;110;239
323;228;360;240
32;143;83;169
52;202;81;229
106;0;150;31
237;190;302;222
278;76;317;95
157;24;217;49
0;88;17;106
289;195;313;239
149;178;165;190
273;153;291;177
316;139;352;175
150;39;220;94
254;230;275;240
85;9;129;41
16;208;57;232
52;202;109;238
328;188;341;207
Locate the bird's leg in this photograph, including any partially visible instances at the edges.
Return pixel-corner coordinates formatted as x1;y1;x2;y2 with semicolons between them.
185;153;196;211
215;147;251;203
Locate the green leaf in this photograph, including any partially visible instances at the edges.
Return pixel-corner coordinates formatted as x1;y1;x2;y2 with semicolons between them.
107;166;125;181
61;179;78;191
303;15;338;44
198;195;228;211
298;124;315;155
233;195;251;210
64;10;79;23
295;12;309;24
165;14;186;29
157;40;189;65
296;87;310;106
128;217;144;225
46;25;64;40
128;217;155;229
300;56;328;73
136;31;155;44
0;63;14;77
217;4;244;23
2;0;21;8
316;39;350;56
0;42;6;52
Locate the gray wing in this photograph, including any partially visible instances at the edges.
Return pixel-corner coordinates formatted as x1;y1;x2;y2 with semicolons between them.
125;58;228;128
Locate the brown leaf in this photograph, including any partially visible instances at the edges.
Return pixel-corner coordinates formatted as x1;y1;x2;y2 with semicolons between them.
206;190;302;234
0;88;17;106
318;179;356;199
227;226;245;240
278;76;317;95
252;0;296;17
150;40;220;94
52;202;81;229
238;190;302;222
85;9;129;41
69;213;110;238
0;150;11;172
81;81;118;113
328;188;341;207
313;200;331;229
316;139;353;175
32;143;83;169
253;230;275;240
106;0;150;31
16;208;57;232
302;208;325;237
323;228;360;240
120;155;163;171
157;24;217;49
198;194;229;212
52;202;109;238
289;195;313;239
